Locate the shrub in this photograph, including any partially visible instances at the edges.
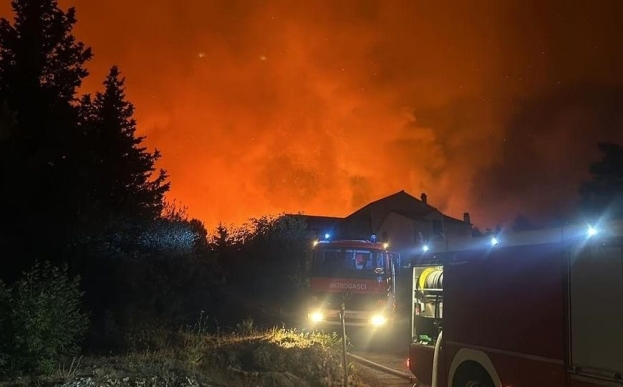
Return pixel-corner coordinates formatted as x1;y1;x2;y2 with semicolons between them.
0;261;89;375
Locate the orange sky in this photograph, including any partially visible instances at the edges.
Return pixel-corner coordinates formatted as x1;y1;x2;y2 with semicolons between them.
3;0;623;231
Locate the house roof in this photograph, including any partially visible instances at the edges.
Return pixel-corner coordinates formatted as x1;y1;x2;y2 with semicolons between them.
345;190;446;223
348;190;434;218
389;210;468;225
341;190;468;235
442;214;470;225
286;190;469;239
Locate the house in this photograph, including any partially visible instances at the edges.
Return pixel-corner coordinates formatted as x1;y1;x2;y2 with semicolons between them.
294;190;474;265
342;191;472;259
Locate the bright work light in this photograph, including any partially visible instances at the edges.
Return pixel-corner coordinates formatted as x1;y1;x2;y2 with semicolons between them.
370;314;387;326
309;312;324;323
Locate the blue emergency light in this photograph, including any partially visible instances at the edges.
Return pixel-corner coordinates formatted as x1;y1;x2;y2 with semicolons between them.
587;226;598;237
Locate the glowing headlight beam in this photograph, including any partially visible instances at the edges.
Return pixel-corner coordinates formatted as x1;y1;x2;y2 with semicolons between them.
309;312;324;323
370;314;387;326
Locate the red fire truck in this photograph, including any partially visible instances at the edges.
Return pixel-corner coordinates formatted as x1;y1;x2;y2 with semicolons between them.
408;219;623;386
306;238;401;328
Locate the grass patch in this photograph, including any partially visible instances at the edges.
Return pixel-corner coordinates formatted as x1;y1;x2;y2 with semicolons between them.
0;325;376;387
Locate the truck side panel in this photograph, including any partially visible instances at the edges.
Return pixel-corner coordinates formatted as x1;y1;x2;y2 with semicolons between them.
444;244;566;382
569;243;623;380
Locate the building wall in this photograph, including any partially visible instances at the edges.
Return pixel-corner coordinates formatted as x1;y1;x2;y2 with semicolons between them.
442;219;473;239
378;212;416;251
378;212;473;264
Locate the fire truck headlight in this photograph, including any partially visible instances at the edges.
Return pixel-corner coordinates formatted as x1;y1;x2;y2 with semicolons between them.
309;311;324;323
370;314;387;326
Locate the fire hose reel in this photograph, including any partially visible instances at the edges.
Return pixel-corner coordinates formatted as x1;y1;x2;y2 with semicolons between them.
418;267;444;290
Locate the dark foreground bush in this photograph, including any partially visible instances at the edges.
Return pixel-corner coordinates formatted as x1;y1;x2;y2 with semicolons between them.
0;261;89;375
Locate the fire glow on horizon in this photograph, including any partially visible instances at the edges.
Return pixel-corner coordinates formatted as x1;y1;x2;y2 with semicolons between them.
2;0;623;230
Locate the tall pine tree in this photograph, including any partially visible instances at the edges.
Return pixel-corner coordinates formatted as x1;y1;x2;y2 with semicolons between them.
0;0;92;277
84;66;169;219
74;69;170;340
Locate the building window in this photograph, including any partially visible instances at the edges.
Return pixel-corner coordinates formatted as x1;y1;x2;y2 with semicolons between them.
432;220;443;236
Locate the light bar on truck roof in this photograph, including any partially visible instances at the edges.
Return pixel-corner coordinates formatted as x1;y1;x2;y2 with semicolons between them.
421;218;623;254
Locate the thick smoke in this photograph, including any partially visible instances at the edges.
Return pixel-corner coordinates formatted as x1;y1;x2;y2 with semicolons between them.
1;0;622;229
470;84;623;227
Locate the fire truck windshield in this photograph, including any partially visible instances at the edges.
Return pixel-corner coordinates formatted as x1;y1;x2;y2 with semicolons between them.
311;248;387;278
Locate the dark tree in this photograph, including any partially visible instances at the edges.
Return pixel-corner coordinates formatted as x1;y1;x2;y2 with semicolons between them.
83;66;169;219
579;142;623;220
0;0;92;277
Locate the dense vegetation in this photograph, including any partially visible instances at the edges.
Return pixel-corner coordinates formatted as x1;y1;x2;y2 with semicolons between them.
0;0;314;378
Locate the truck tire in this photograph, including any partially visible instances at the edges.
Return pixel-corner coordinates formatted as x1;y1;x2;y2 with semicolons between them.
452;361;495;387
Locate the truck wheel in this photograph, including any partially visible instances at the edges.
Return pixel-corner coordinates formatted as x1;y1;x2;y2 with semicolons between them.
452;361;495;387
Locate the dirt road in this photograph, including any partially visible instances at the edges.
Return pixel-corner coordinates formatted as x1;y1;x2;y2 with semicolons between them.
350;350;415;386
346;319;417;387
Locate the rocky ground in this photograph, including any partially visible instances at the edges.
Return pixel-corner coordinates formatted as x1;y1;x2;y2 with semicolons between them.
0;328;389;387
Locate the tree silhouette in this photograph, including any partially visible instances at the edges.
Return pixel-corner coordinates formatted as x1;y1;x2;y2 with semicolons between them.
83;66;169;219
0;1;92;103
0;0;92;276
579;141;623;220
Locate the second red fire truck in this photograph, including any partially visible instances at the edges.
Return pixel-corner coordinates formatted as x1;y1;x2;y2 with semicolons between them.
306;237;401;329
409;219;623;386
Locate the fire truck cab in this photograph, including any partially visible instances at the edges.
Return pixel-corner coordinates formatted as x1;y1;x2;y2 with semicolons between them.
306;238;400;329
409;220;623;387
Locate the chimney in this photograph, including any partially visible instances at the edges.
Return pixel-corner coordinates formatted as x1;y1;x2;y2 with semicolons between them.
463;212;471;225
420;192;427;204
